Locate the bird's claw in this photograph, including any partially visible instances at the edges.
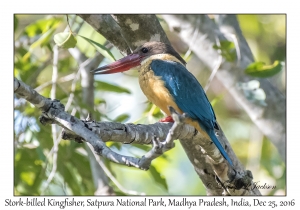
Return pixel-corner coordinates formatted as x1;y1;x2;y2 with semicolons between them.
159;116;174;122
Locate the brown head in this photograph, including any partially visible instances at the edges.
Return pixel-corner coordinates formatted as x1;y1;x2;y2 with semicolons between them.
91;41;186;74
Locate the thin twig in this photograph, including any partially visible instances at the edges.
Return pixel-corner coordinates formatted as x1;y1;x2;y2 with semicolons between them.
41;45;59;194
64;56;97;112
224;33;241;63
183;18;200;60
50;45;58;101
204;36;223;92
66;15;73;33
35;73;76;92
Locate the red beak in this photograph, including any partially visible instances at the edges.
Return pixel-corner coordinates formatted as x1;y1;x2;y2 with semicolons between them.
91;53;142;74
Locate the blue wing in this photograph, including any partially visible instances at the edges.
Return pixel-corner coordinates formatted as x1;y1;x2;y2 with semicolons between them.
151;59;233;166
150;59;216;130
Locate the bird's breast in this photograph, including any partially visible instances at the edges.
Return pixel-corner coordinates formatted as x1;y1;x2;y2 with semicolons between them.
138;55;183;116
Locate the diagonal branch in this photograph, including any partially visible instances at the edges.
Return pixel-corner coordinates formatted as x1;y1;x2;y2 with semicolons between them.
162;14;286;161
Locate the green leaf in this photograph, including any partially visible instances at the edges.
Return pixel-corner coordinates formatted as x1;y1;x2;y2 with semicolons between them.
25;18;61;37
244;60;284;78
149;166;168;191
95;81;131;94
213;40;235;50
114;114;130;122
77;35;116;61
54;32;77;49
213;40;236;62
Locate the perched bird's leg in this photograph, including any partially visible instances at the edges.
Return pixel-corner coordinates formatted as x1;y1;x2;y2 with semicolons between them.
159;116;174;122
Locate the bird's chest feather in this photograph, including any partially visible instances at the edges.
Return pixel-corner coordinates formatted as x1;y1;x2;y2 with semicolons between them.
138;61;182;116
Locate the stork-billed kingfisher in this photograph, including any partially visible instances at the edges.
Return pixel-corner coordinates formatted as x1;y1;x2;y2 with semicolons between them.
91;41;233;166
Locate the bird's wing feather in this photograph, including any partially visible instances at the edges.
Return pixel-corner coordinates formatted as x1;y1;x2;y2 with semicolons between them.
150;59;216;130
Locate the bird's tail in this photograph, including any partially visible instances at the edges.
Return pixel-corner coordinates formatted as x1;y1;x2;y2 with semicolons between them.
207;129;233;166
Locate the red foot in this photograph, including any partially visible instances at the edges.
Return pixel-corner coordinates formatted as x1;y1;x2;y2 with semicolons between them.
159;116;174;122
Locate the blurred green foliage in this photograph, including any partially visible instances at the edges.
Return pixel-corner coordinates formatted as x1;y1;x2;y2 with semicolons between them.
238;14;286;93
238;15;286;63
95;81;131;94
14;14;285;196
213;40;236;62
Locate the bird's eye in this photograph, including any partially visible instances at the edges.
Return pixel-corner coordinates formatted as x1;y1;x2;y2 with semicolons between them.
141;47;148;53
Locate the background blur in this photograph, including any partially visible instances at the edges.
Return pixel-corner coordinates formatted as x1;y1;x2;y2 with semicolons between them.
14;14;286;195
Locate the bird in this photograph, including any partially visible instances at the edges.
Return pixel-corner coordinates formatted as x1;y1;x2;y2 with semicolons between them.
91;41;233;166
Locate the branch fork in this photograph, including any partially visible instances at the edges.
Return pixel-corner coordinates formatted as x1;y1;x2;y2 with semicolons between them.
138;106;187;169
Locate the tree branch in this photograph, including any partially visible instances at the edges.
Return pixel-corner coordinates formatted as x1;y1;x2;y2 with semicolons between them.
14;77;259;195
111;15;171;50
78;14;170;55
